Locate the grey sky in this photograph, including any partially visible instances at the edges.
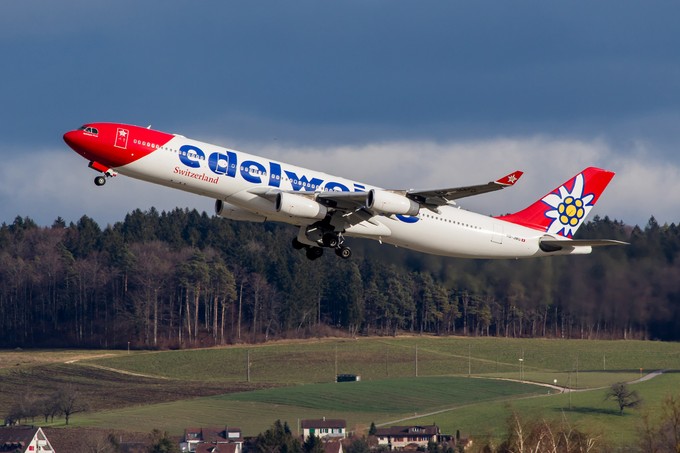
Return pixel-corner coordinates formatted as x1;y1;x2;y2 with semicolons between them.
1;1;679;227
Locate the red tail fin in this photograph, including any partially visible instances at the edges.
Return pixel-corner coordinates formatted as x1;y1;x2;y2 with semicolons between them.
496;167;615;237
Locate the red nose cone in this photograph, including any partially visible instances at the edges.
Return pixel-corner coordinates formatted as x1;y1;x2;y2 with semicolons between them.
63;128;99;161
63;130;87;156
63;131;78;150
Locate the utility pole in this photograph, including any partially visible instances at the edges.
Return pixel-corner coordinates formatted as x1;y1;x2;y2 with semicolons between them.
568;371;572;410
415;345;418;377
468;344;471;377
519;358;524;381
247;350;251;382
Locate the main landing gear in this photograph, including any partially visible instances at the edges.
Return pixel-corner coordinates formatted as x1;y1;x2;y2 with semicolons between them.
292;233;352;261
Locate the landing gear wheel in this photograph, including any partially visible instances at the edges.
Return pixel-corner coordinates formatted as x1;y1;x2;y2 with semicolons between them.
94;176;107;186
292;238;305;250
305;247;324;260
322;233;340;248
335;246;352;259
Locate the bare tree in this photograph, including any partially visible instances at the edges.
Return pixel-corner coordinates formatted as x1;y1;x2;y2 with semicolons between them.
492;411;600;453
54;386;89;425
38;394;60;423
659;394;680;453
606;382;642;415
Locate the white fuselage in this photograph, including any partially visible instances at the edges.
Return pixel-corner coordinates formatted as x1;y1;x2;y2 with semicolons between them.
115;135;582;259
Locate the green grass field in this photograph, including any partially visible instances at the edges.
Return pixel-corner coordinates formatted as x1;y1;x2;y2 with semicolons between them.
3;336;680;448
83;336;680;385
71;376;544;436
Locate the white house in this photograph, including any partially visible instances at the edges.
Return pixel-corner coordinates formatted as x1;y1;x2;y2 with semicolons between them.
300;418;347;441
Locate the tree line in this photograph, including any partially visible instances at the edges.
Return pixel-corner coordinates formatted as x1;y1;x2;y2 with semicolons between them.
1;208;679;348
4;386;87;426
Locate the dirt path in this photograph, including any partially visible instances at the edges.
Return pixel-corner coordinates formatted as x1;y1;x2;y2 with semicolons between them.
64;355;171;380
70;363;171;380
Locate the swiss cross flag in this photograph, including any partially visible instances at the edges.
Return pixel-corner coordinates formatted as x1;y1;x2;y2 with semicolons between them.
29;446;35;451
115;128;129;149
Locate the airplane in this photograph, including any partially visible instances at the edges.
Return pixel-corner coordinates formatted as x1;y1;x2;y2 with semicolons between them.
63;122;626;260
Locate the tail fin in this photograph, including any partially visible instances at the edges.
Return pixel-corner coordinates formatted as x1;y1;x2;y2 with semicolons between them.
496;167;615;238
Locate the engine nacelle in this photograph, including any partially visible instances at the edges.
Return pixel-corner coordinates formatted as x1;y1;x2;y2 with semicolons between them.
276;192;328;220
366;189;420;216
215;200;266;222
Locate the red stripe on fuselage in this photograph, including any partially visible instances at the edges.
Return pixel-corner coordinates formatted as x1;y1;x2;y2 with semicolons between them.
63;122;174;168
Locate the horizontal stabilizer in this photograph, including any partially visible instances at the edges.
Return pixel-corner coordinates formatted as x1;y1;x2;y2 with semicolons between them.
539;238;629;252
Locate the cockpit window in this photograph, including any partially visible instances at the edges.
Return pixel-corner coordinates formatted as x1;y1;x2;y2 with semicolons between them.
78;125;99;135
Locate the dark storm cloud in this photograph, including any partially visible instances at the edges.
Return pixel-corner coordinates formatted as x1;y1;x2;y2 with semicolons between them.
3;1;680;143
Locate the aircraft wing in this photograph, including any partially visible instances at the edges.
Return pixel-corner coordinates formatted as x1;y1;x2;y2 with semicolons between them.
404;170;523;206
248;170;523;213
314;170;525;210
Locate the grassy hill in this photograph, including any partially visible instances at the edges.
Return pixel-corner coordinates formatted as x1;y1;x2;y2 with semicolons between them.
83;336;680;385
2;336;680;448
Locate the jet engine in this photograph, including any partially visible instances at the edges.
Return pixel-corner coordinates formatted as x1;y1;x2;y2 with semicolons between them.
276;192;328;220
366;189;420;216
215;200;267;222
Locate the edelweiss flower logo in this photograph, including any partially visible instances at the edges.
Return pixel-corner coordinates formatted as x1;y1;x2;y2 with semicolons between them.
543;173;594;237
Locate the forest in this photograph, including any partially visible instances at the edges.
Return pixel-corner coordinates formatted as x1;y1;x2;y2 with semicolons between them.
0;208;678;348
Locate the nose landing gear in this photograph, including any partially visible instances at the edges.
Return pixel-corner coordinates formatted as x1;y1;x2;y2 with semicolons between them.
89;163;117;186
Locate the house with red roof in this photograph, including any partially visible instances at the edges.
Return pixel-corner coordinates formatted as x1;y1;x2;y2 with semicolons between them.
0;426;55;453
180;426;242;453
374;425;440;450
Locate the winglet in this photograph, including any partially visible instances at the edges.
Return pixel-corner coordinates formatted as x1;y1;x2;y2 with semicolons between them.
495;171;523;187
